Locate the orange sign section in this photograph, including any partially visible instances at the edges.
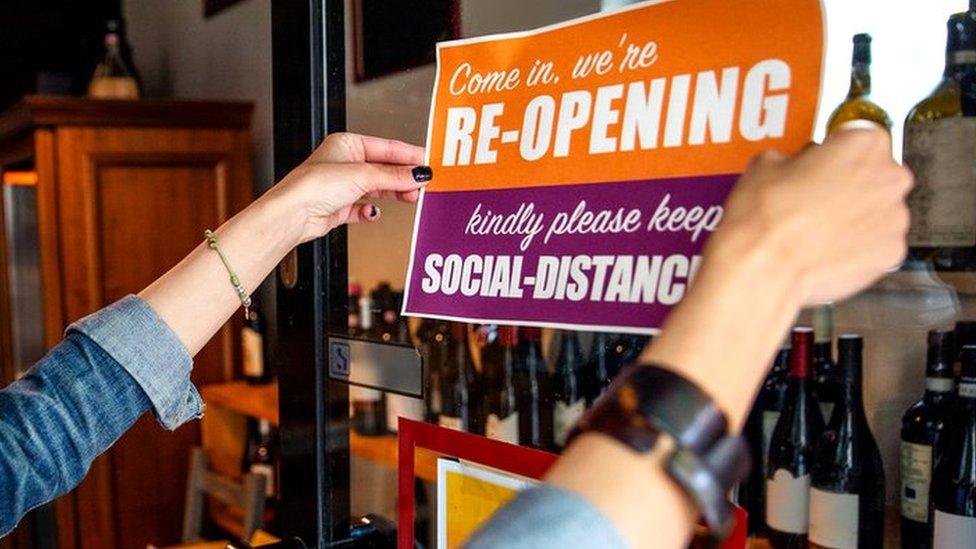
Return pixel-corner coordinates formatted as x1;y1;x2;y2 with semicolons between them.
424;0;824;192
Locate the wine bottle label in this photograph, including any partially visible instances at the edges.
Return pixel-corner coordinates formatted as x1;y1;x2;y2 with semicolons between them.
242;326;265;377
960;382;976;398
926;377;955;393
900;441;933;523
951;50;976;64
553;398;586;447
350;386;382;402
385;394;425;432
933;510;976;548
249;463;276;497
904;117;976;247
486;412;520;444
766;469;811;534
439;415;463;431
809;487;859;548
761;410;780;476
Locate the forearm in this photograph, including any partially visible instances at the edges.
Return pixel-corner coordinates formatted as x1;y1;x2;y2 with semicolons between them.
546;227;801;548
139;187;303;355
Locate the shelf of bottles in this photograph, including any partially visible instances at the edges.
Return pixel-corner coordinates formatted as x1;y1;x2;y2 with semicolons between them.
738;8;976;548
346;282;649;454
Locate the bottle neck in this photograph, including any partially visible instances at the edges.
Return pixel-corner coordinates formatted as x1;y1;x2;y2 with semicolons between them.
925;348;956;397
947;49;976;79
848;62;871;98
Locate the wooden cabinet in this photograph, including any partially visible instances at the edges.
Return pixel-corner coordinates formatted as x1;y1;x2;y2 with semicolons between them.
0;96;253;548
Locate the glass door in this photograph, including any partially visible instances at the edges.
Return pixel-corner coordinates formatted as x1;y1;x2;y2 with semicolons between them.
272;2;976;547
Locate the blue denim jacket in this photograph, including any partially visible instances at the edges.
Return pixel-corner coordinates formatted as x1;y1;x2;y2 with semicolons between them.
0;296;625;548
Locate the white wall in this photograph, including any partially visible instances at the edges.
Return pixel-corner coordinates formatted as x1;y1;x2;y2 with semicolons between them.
123;0;274;191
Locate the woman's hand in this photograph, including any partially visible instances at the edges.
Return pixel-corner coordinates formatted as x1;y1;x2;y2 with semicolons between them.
710;126;913;306
269;132;430;244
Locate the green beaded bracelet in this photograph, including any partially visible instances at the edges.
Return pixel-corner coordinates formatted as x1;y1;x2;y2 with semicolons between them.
204;229;251;318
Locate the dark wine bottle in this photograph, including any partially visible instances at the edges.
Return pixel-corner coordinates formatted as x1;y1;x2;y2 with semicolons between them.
739;334;791;534
420;321;449;422
825;33;892;133
901;329;957;549
584;332;621;405
350;292;385;436
485;326;520;444
552;330;585;450
439;323;477;433
955;320;976;377
244;418;279;525
515;327;553;450
808;335;885;548
766;327;824;547
931;344;976;547
813;304;839;423
242;305;272;385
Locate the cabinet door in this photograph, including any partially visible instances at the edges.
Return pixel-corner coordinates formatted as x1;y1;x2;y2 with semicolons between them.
53;126;251;548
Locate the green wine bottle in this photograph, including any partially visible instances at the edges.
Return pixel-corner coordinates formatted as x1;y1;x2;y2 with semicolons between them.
826;33;892;135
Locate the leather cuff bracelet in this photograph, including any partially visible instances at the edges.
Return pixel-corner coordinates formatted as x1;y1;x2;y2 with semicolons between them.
566;364;751;541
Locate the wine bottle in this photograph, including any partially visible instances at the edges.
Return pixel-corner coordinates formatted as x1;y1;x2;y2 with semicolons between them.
515;327;553;450
348;283;363;336
585;332;625;405
901;329;957;549
552;330;586;450
766;327;825;547
739;334;791;534
88;19;141;99
350;293;385;436
378;287;424;433
244;418;279;525
439;323;477;432
813;304;839;423
242;305;272;385
931;344;976;548
905;11;976;272
485;326;520;444
955;320;976;378
808;335;885;548
825;33;892;134
420;321;448;422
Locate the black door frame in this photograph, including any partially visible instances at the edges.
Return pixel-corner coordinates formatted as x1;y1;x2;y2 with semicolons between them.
271;0;350;546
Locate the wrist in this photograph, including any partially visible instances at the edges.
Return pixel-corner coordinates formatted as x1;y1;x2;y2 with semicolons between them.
256;182;308;251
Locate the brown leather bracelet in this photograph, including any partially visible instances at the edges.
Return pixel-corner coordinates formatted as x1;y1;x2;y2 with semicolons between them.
566;364;751;541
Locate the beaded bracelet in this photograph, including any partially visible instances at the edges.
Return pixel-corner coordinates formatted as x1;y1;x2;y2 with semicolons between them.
204;229;251;318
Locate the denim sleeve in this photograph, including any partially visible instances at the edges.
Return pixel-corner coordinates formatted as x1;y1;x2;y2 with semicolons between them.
0;295;200;536
463;485;628;549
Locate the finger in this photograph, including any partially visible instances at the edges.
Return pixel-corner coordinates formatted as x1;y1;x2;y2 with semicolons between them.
359;135;426;165
822;123;892;156
345;162;432;194
344;203;382;225
398;189;421;203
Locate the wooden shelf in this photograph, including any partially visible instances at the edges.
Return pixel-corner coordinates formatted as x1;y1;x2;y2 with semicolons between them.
201;381;439;482
201;380;279;426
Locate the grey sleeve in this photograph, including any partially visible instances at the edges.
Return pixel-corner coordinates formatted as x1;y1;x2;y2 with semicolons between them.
463;485;629;549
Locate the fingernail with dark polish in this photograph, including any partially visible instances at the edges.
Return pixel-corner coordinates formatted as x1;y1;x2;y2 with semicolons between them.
412;166;433;183
369;205;380;218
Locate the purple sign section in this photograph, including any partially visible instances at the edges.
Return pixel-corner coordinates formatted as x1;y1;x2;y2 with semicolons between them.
403;174;738;332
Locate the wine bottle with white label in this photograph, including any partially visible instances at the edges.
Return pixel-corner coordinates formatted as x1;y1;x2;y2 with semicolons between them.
766;327;824;547
931;344;976;548
351;293;386;436
739;333;791;534
809;335;885;548
812;304;839;423
552;330;585;451
904;11;976;271
901;329;957;549
485;326;520;444
515;327;553;450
